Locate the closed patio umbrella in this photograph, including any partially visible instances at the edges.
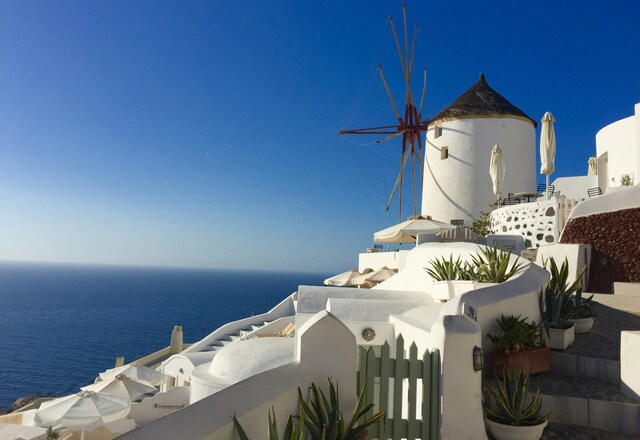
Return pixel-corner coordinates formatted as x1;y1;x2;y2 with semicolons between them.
540;112;556;199
588;157;598;176
489;145;506;200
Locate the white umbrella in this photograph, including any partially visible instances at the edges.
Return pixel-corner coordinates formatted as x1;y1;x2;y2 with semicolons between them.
588;156;598;176
323;269;361;287
35;391;130;440
373;217;456;243
99;363;165;386
540;112;556;199
82;374;156;401
489;145;506;200
351;266;397;286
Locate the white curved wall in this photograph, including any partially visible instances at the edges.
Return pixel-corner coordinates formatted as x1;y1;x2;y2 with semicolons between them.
596;104;640;188
422;117;536;224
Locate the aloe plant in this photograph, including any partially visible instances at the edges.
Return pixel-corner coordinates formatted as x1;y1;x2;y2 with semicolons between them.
539;258;586;332
470;246;525;283
233;378;384;440
487;315;543;353
483;369;549;426
569;288;597;319
425;254;474;281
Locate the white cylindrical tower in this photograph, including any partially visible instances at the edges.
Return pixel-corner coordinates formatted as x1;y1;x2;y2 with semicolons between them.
421;73;537;224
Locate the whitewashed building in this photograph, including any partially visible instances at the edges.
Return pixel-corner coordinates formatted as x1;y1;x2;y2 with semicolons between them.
422;73;537;224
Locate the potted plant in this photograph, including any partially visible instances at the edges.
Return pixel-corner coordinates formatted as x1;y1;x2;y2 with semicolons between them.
539;258;585;350
425;247;524;302
483;369;549;440
470;246;525;284
488;315;550;377
567;288;597;334
234;378;384;440
425;254;475;301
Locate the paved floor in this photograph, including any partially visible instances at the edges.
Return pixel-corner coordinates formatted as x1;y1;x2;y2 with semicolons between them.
566;303;640;360
542;423;640;439
529;373;639;403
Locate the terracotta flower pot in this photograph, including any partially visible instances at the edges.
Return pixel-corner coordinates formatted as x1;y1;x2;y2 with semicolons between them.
491;346;551;377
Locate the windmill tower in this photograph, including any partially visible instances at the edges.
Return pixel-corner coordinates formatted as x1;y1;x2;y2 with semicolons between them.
422;73;537;224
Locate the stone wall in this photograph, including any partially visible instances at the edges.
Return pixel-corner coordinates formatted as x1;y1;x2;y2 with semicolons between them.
490;200;557;248
560;207;640;293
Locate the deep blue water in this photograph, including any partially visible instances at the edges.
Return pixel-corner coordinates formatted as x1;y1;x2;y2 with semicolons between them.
0;262;328;409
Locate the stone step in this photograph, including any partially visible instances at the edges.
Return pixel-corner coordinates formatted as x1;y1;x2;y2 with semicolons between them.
550;351;620;384
530;373;640;435
542;423;640;439
613;283;640;296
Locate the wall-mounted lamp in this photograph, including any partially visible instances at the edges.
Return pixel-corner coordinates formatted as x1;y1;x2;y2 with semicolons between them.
473;346;484;372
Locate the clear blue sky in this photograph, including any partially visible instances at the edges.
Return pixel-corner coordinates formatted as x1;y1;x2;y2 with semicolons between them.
1;1;639;273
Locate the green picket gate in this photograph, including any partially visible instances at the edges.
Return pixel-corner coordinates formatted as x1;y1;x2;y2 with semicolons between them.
357;335;441;440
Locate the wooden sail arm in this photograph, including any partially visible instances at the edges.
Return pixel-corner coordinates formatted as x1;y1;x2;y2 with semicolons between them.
375;130;405;144
379;65;402;120
338;124;401;135
419;69;427;115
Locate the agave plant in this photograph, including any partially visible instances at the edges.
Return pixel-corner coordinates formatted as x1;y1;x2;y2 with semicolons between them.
299;379;385;440
470;246;525;283
483;369;549;426
234;378;384;440
234;408;304;440
539;258;586;332
487;315;543;353
425;254;475;281
569;287;597;319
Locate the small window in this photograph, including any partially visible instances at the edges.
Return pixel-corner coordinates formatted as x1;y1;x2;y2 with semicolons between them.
440;146;449;160
434;126;442;138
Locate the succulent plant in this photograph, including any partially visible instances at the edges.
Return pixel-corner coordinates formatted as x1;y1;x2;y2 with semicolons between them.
483;369;549;426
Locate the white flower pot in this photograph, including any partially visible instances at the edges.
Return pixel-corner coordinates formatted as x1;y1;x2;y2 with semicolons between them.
544;324;575;350
485;419;547;440
430;280;480;302
567;317;595;334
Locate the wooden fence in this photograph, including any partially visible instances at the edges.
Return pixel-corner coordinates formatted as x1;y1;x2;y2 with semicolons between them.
357;335;441;440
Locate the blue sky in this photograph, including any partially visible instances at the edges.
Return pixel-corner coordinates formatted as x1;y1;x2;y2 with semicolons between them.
1;1;639;273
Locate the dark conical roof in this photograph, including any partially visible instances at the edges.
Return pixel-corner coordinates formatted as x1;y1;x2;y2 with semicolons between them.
430;73;537;128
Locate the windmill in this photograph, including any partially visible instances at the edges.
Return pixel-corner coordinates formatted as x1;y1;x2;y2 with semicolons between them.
339;4;428;222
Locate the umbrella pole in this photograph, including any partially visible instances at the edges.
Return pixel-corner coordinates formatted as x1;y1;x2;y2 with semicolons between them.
546;174;550;200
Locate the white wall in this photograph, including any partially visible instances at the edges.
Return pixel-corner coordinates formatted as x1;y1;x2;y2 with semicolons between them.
621;331;640;400
119;311;358;440
565;184;640;219
596;104;639;189
551;175;597;199
536;243;592;289
490;199;559;248
422;117;536;224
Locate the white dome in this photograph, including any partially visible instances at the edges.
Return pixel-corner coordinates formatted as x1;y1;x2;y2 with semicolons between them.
208;338;295;382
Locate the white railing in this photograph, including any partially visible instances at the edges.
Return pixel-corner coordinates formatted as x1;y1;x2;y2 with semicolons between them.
440;226;485;243
184;293;296;353
557;197;584;233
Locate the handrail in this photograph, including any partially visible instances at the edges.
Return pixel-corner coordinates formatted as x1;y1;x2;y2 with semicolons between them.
182;293;296;353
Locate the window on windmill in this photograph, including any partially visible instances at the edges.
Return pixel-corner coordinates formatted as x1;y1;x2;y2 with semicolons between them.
434;126;442;138
441;146;449;160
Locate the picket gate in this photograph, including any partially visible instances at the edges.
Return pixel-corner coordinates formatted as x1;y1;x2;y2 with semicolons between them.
357;335;441;440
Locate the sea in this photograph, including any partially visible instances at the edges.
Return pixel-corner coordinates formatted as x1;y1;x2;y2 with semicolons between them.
0;261;329;410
